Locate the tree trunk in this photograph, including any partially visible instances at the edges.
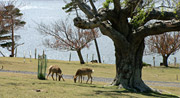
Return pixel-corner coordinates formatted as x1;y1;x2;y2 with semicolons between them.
11;15;15;57
92;29;101;63
111;40;152;92
163;55;169;67
76;49;85;64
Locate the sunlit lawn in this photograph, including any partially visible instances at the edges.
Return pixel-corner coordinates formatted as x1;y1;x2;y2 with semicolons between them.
1;57;180;82
0;57;115;78
0;72;179;98
142;66;180;82
0;57;180;97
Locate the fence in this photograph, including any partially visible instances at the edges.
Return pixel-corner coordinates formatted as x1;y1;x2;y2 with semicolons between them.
152;56;180;68
14;48;180;68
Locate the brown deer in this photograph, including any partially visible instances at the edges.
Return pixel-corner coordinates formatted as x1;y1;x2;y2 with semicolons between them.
47;65;65;81
73;68;94;84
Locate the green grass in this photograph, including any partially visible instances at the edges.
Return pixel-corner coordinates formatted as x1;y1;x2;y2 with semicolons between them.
1;57;180;82
0;57;116;78
142;66;180;82
0;72;179;98
0;57;180;97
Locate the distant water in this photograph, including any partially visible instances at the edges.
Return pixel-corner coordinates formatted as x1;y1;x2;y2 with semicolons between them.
0;0;179;66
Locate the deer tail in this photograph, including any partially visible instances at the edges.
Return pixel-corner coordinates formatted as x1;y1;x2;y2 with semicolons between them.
92;69;94;73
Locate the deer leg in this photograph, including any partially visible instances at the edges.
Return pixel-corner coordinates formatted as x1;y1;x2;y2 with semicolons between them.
56;73;57;81
80;76;82;83
78;76;80;82
90;75;92;84
62;77;65;81
59;76;62;81
51;73;55;80
61;75;65;81
86;75;90;84
47;71;51;79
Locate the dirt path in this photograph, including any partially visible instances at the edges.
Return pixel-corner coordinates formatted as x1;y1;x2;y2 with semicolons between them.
0;69;180;88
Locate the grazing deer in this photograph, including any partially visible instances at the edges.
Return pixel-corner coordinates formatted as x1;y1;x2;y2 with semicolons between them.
47;65;65;81
73;68;94;84
90;60;98;63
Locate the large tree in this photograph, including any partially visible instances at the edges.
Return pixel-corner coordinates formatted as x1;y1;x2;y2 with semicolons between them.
65;0;180;92
37;20;99;64
0;1;25;57
146;32;180;67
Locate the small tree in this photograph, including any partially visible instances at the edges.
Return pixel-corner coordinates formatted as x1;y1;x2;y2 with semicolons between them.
146;32;180;67
0;1;25;57
37;20;99;64
63;0;102;63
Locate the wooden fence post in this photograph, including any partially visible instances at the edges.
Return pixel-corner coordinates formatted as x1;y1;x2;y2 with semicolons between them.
153;57;155;67
86;54;88;63
35;48;37;59
102;56;105;63
174;57;176;66
69;52;71;62
24;51;26;63
15;48;17;57
92;54;94;61
168;59;171;65
30;50;32;62
43;50;45;56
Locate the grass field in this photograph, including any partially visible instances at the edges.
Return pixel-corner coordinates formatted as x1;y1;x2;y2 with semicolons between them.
0;57;180;98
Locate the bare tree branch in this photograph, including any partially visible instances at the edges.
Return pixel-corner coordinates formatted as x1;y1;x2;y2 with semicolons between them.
37;19;99;51
14;42;24;49
75;0;94;18
0;50;5;57
73;8;108;29
143;9;180;24
0;36;11;40
89;0;97;15
136;20;180;39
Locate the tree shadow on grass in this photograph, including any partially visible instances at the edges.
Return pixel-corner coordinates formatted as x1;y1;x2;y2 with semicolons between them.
140;91;179;98
74;84;179;98
67;83;179;98
93;90;138;98
93;90;179;98
156;66;179;69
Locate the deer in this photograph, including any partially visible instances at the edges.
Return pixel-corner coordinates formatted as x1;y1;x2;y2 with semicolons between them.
73;68;94;84
47;65;65;81
90;60;98;63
